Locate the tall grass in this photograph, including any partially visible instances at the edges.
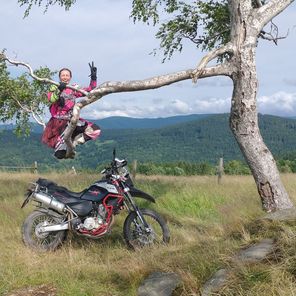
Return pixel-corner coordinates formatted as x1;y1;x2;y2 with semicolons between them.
0;172;296;295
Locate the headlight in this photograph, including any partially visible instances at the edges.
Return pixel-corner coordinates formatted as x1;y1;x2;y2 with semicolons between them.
118;166;128;176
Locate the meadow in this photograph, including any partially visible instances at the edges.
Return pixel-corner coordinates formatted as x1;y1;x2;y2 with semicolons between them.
0;172;296;295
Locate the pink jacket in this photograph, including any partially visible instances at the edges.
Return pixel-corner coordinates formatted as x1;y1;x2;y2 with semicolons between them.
47;80;97;119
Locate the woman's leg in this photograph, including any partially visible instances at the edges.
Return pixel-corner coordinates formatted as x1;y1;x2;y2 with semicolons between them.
83;123;101;141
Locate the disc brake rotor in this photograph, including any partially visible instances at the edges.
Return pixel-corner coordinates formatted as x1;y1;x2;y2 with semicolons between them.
134;225;155;245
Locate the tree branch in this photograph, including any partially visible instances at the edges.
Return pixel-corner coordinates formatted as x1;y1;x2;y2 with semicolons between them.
191;43;234;83
3;55;89;96
31;112;46;129
13;98;46;129
83;64;231;106
61;61;233;158
256;0;294;29
63;102;83;158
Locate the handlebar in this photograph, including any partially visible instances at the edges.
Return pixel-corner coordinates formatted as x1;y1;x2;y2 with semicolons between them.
101;157;128;177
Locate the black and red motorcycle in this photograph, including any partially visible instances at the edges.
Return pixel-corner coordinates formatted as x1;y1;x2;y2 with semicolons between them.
21;150;170;251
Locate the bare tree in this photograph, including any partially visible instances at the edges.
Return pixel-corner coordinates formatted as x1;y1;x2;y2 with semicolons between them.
1;0;295;211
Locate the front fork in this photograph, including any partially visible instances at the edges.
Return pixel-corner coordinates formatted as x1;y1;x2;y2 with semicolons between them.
123;188;151;233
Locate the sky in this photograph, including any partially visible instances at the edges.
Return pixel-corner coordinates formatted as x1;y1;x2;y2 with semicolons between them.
1;0;296;119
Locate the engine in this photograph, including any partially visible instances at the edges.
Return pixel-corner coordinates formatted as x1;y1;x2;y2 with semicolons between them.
79;204;107;231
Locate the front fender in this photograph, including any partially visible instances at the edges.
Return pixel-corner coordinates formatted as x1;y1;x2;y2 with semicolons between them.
129;187;156;203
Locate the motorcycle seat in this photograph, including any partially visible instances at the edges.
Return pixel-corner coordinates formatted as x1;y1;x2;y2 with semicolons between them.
54;187;86;199
36;178;86;199
52;192;93;216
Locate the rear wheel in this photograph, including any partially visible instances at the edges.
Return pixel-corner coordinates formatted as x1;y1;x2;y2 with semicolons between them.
22;211;66;251
123;208;170;249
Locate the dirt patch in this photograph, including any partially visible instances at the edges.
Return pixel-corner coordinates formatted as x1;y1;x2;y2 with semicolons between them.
5;284;57;296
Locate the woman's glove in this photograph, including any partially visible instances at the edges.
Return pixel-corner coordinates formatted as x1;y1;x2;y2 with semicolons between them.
89;61;97;81
58;96;65;108
58;82;67;92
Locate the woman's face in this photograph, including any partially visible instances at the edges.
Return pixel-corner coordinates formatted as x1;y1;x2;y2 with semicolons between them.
59;70;72;84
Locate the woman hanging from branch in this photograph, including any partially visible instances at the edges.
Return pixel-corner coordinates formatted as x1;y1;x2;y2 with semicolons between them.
42;62;101;159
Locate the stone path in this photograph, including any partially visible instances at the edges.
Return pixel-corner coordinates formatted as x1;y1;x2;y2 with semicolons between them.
137;238;275;296
200;238;275;296
137;272;182;296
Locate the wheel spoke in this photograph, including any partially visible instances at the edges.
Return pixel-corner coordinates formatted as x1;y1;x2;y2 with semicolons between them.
127;211;166;248
23;211;66;251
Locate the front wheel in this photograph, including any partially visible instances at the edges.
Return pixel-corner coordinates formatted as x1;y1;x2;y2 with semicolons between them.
22;210;66;251
123;208;170;249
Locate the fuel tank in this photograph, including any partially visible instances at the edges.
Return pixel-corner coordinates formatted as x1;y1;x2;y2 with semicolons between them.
81;179;120;202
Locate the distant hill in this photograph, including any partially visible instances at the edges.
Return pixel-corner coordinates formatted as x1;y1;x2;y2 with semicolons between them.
0;114;210;132
1;113;296;170
91;113;296;165
93;114;210;129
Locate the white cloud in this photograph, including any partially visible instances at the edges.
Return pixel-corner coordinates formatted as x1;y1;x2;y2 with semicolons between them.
195;77;233;88
258;91;296;116
81;96;227;119
193;97;230;113
80;91;296;119
170;99;190;113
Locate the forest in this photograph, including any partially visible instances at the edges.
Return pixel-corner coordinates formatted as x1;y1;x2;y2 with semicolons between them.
1;113;296;174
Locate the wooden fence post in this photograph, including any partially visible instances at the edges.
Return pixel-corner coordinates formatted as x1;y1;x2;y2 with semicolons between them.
131;160;137;180
217;157;224;184
71;166;77;175
33;161;38;174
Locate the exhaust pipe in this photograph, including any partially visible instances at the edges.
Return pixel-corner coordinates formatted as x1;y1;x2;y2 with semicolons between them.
32;191;66;214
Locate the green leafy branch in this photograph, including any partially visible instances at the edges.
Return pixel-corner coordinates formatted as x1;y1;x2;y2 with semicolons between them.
17;0;76;17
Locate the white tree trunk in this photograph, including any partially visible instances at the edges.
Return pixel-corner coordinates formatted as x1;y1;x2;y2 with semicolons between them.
229;0;294;211
230;53;293;211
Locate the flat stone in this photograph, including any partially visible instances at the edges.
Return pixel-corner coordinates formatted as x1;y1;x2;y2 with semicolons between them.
138;272;181;296
200;268;230;296
264;207;296;222
236;238;274;263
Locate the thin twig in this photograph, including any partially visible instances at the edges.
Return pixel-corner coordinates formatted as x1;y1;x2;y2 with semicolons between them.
13;98;46;129
185;29;229;45
259;20;289;45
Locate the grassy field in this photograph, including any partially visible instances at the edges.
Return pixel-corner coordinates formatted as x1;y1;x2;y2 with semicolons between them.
0;172;296;295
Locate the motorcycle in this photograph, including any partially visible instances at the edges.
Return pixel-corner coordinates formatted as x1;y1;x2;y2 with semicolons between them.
21;150;170;251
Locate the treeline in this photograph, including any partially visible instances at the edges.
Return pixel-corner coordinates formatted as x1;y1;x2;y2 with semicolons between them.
128;160;250;176
123;159;296;176
0;158;295;176
276;152;296;173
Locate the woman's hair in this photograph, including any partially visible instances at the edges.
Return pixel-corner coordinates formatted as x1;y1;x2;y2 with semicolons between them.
59;68;72;78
